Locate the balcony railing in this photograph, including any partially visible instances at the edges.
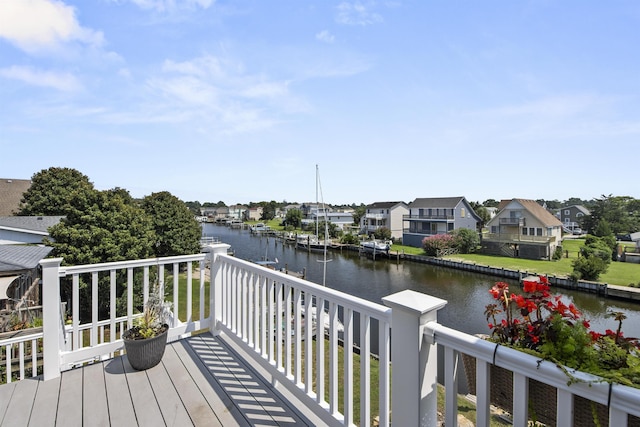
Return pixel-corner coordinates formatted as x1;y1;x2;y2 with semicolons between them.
403;214;454;220
483;233;556;243
1;242;638;426
499;217;525;226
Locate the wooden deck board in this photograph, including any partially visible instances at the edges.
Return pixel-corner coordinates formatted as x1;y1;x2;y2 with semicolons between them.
2;378;37;426
28;375;60;427
174;337;251;427
0;332;321;427
83;361;110;427
0;381;16;424
102;357;137;427
157;343;221;426
56;366;83;427
121;355;166;426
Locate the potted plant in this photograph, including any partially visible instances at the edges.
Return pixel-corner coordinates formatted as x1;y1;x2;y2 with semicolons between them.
122;285;171;371
463;276;640;426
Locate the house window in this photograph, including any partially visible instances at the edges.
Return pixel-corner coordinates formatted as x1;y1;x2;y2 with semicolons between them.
448;223;454;231
564;210;570;215
529;228;535;236
537;228;543;236
431;223;438;234
461;208;466;218
491;226;498;233
522;228;528;235
577;212;584;217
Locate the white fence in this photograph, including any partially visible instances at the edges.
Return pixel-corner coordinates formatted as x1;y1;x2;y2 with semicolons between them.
1;242;639;426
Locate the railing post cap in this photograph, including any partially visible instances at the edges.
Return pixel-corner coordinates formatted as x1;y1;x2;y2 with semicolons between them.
382;290;447;314
40;257;63;267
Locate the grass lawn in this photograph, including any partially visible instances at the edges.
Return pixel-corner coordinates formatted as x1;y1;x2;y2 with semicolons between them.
392;238;640;287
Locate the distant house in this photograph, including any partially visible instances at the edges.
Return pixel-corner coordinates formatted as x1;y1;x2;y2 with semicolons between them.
0;216;63;245
361;201;408;240
0;245;52;320
228;205;247;220
559;205;590;233
0;178;31;216
483;198;563;260
243;207;263;221
402;197;480;248
315;212;354;231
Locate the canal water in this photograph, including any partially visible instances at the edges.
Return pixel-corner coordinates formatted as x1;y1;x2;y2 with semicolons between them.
202;223;640;340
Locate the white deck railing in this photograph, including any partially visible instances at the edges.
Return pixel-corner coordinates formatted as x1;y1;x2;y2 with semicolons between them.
1;242;635;426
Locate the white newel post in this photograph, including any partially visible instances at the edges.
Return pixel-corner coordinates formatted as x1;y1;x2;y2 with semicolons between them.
40;258;64;381
383;290;447;427
205;243;231;335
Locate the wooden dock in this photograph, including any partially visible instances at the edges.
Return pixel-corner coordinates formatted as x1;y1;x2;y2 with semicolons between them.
0;332;321;426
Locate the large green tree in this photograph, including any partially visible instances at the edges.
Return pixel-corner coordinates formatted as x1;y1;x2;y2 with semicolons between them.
582;195;639;235
284;208;302;228
19;167;95;216
142;191;202;257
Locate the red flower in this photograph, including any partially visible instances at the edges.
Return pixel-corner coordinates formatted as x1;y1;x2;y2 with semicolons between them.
523;280;537;293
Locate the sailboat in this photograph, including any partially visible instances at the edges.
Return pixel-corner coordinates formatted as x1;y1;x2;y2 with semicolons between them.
310;164;344;333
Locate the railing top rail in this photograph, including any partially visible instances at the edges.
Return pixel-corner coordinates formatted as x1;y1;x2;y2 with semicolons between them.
0;331;44;346
58;253;207;275
425;321;640;417
218;254;392;321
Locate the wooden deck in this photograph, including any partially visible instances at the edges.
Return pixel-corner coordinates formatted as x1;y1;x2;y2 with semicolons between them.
0;332;320;426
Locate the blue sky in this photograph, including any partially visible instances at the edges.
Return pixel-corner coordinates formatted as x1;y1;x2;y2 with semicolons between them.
1;1;639;205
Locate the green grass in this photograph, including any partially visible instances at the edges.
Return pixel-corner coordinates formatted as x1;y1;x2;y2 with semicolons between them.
390;239;640;287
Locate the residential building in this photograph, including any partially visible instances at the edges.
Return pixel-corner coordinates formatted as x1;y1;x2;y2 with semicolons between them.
0;178;31;216
0;245;52;319
314;211;354;231
483;198;563;260
360;201;408;240
243;206;263;221
0;216;63;245
559;204;590;233
402;197;480;247
228;204;247;220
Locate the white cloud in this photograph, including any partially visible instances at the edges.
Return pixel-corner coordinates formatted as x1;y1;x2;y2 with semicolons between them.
125;0;214;12
0;65;82;91
0;0;104;54
316;30;335;43
336;2;383;26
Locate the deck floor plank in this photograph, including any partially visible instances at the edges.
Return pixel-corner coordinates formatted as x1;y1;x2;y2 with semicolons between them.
56;365;83;427
144;348;194;427
190;334;309;426
82;362;110;427
0;382;16;424
2;378;37;427
28;375;60;427
172;338;250;427
121;355;166;426
102;357;137;427
160;341;222;426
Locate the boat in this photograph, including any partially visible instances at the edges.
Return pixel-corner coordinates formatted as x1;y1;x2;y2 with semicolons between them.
360;240;391;256
249;223;270;233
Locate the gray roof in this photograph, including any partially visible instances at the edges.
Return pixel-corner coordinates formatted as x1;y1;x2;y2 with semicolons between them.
0;245;53;273
409;197;467;209
366;201;407;209
0;178;31;216
0;216;64;233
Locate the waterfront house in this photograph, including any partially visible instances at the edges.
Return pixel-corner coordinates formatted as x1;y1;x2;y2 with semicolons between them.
558;204;590;233
360;201;408;240
313;211;354;231
243;206;263;221
483;198;563;260
402;197;480;247
0;216;63;245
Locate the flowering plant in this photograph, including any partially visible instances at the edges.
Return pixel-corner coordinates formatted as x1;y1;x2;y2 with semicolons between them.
485;276;640;387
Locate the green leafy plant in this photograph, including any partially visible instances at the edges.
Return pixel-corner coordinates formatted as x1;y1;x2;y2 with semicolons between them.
485;277;640;387
125;285;171;340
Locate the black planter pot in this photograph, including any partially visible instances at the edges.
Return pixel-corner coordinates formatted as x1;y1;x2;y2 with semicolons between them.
122;324;169;371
